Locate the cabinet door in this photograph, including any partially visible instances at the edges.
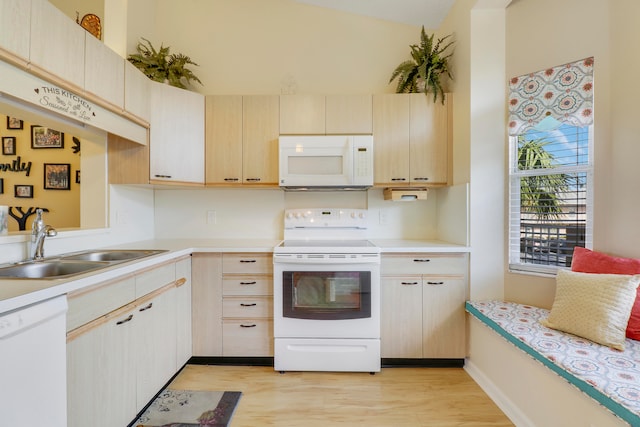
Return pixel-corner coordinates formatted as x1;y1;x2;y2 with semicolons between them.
279;94;325;134
191;253;223;356
84;33;125;109
380;276;423;358
30;0;85;88
373;94;410;185
135;288;177;410
422;276;466;358
124;61;151;123
149;82;205;184
242;95;279;185
326;94;372;134
0;0;30;61
410;93;450;185
67;308;137;427
205;95;243;184
175;258;193;368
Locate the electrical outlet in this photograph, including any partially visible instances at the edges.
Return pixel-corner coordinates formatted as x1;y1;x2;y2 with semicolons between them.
206;210;217;224
116;210;128;225
379;211;388;225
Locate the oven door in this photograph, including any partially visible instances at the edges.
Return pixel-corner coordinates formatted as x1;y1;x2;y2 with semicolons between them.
273;260;380;339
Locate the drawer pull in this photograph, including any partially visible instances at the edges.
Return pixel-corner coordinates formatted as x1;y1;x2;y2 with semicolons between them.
240;281;257;285
401;281;419;285
154;174;172;179
239;260;257;263
413;177;430;181
240;303;257;307
116;314;133;325
240;324;257;328
245;178;261;182
224;178;240;182
139;302;153;312
413;259;431;263
391;178;407;181
426;281;445;285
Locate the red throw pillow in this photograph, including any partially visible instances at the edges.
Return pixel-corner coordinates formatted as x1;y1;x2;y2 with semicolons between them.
571;247;640;340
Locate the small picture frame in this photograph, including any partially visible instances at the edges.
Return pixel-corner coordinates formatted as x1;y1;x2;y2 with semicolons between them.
44;163;71;190
75;170;81;184
0;178;3;194
14;184;33;198
31;125;64;149
7;117;23;130
2;137;16;155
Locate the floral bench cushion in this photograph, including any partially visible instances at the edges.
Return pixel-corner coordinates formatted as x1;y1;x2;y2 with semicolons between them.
466;300;640;426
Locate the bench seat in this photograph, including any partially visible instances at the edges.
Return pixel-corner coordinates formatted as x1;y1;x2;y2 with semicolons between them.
465;300;640;426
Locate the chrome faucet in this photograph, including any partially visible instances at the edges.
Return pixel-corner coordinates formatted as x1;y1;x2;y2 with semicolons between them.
31;209;57;260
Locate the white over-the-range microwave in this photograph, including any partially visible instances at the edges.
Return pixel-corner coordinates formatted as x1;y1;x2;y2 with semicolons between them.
278;135;374;190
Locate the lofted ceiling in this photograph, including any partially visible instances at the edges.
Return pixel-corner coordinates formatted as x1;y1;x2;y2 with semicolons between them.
294;0;456;28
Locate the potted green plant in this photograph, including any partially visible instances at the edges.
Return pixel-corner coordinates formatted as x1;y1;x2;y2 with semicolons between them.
389;27;454;104
127;38;202;89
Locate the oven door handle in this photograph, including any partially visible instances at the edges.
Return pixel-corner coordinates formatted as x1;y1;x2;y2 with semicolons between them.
273;255;380;264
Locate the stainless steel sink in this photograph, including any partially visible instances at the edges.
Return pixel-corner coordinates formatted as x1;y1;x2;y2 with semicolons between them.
60;249;166;262
0;261;110;279
0;249;167;279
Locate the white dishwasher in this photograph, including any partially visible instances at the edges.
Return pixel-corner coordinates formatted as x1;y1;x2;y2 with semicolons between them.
0;295;68;426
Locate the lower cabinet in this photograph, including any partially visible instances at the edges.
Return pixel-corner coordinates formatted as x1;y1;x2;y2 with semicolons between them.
192;252;273;357
380;253;468;359
66;257;192;427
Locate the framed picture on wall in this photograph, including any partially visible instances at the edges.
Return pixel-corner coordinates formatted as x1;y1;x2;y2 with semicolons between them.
0;178;3;194
7;117;23;130
31;125;64;149
2;137;16;155
15;184;33;198
44;163;71;190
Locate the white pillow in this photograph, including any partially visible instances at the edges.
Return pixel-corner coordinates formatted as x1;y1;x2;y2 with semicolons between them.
540;269;640;350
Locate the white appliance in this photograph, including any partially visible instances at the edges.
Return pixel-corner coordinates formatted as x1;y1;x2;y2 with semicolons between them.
273;208;381;373
278;135;374;190
0;295;68;426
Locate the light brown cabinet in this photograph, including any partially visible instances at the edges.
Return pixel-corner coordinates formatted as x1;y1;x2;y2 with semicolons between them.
66;259;190;427
381;253;467;359
205;95;279;186
280;94;372;134
373;93;451;187
191;252;273;357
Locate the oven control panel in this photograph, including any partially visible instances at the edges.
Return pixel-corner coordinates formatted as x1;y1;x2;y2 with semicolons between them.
284;208;367;229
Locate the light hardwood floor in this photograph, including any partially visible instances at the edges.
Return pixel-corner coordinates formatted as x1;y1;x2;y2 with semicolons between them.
168;365;514;426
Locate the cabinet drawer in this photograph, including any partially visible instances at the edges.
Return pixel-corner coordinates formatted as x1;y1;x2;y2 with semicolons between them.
222;319;273;357
135;263;176;297
381;253;466;275
67;277;136;331
222;253;272;274
222;296;273;318
223;276;273;296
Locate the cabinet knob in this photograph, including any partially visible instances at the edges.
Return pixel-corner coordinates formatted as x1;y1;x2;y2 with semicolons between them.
240;324;257;328
139;302;153;312
401;281;419;285
426;281;445;285
240;303;257;307
240;281;257;285
413;259;431;263
116;314;133;325
240;259;257;263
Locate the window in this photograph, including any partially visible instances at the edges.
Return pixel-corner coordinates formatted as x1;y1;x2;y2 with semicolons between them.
507;58;594;275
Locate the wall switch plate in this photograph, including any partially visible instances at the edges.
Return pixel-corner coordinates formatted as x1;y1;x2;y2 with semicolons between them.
379;211;388;225
206;210;216;224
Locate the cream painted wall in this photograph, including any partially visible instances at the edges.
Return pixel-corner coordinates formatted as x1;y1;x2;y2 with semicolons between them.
48;0;104;29
504;0;616;308
130;0;428;95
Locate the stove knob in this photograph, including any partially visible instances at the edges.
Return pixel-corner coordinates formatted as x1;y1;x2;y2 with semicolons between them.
295;212;302;219
359;212;366;219
350;212;356;219
286;212;294;219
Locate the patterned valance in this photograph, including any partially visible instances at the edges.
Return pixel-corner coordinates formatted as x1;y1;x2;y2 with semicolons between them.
508;57;594;136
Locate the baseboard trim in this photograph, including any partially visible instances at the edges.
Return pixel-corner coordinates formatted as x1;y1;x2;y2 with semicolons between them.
188;356;274;366
382;358;464;368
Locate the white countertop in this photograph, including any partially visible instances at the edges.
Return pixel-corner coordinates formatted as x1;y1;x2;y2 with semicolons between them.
0;238;468;314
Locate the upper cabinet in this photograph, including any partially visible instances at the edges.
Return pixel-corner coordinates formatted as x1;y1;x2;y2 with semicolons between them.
30;0;85;89
280;94;372;135
0;0;31;61
205;95;279;186
84;33;125;110
373;93;451;187
124;61;151;124
150;82;205;184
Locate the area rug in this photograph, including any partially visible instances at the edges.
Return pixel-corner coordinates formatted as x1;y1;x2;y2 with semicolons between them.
133;389;242;427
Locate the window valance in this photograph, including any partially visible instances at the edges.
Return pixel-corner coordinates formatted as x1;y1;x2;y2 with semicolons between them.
508;57;594;136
